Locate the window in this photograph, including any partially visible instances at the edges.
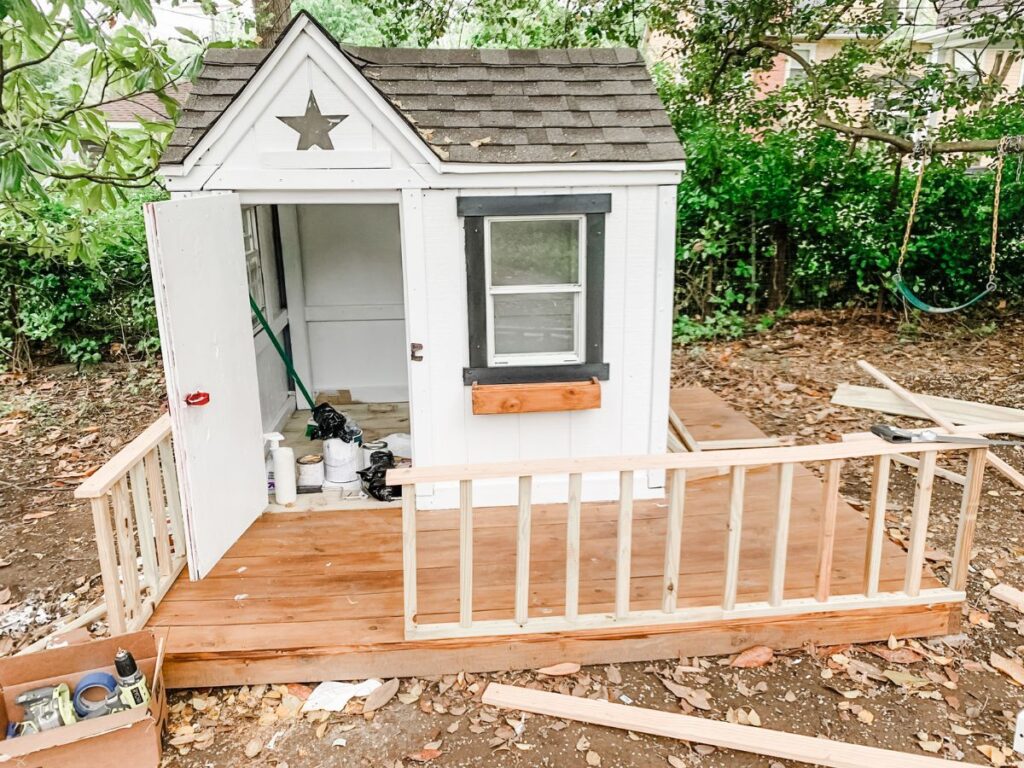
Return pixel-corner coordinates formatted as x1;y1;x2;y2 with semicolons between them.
459;194;611;385
785;45;815;85
952;49;983;87
485;216;585;366
241;206;266;332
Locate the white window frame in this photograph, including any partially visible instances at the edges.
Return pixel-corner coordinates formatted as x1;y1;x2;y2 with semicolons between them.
241;206;266;334
785;44;816;85
483;214;587;368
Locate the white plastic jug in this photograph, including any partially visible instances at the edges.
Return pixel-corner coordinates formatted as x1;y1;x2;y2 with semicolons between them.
323;438;360;484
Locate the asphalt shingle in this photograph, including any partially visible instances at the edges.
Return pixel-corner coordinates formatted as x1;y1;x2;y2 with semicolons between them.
161;17;684;166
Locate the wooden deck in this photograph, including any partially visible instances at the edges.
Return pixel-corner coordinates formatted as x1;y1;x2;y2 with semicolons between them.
149;388;956;688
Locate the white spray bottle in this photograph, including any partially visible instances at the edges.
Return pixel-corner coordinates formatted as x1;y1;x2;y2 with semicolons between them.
263;432;296;505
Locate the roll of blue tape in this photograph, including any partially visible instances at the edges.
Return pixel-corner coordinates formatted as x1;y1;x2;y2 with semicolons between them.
73;671;118;718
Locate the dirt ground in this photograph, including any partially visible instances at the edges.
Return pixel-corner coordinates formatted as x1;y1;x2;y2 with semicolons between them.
3;309;1024;767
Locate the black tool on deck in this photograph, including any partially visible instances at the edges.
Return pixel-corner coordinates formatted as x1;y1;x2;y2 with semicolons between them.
870;424;1024;447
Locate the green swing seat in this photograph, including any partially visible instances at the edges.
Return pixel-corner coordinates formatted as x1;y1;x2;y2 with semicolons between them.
893;276;997;315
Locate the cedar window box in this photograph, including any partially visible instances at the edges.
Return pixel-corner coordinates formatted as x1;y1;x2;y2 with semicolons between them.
471;379;601;415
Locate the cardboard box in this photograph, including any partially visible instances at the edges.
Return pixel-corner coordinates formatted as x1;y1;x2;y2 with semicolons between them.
0;630;167;768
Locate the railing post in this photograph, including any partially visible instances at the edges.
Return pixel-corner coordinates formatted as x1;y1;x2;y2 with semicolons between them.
904;450;937;597
515;476;532;626
110;479;142;629
128;463;159;597
402;485;417;636
662;469;686;613
815;460;843;602
723;466;745;610
144;452;173;580
91;497;127;635
157;438;186;557
615;470;634;619
565;473;582;623
459;479;473;629
951;447;987;591
863;455;892;598
768;463;794;607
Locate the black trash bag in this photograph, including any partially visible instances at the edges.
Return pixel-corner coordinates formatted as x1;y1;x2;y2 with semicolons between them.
310;403;348;440
357;450;403;502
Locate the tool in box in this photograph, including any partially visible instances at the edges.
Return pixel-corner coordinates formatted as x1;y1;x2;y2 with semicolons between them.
7;684;77;736
870;424;1024;447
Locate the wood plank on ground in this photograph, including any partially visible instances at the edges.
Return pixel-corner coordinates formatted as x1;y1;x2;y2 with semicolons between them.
483;684;959;768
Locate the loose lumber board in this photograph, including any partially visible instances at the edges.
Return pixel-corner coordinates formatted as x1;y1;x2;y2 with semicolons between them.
832;383;1024;430
482;684;958;768
990;583;1024;612
471;379;600;414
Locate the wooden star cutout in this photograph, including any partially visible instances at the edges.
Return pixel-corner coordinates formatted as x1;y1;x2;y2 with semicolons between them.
276;92;347;151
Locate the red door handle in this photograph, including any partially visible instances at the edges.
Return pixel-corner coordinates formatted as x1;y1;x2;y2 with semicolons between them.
184;391;210;406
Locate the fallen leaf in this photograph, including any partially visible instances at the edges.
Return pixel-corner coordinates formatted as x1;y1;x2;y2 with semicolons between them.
22;510;58;522
977;744;1007;766
406;748;442;763
865;644;924;664
537;662;580;676
363;678;399;713
990;652;1024;686
244;738;262;758
667;757;687;768
731;645;774;668
605;665;622;684
586;750;601;766
882;670;931;689
918;740;942;754
990;583;1024;612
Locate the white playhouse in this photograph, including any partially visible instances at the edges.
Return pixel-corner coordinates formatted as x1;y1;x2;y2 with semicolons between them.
147;12;685;578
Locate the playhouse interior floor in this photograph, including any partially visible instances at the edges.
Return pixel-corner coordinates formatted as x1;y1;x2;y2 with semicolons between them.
148;388;954;688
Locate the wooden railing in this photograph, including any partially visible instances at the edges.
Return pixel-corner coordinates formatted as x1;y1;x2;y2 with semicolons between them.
75;414;186;635
387;438;988;641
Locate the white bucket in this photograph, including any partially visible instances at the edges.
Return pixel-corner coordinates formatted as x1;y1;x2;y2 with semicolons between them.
323;438;360;484
382;433;412;460
297;454;324;488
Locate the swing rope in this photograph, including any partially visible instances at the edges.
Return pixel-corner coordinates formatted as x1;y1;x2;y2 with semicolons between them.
893;136;1019;314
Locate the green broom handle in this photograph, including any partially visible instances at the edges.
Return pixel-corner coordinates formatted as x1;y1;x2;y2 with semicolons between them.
249;295;316;410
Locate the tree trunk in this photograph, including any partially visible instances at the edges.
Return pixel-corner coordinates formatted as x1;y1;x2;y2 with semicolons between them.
255;0;292;47
766;222;790;310
7;284;31;373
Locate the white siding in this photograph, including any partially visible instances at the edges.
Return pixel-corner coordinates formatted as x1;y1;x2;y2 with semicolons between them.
411;184;675;508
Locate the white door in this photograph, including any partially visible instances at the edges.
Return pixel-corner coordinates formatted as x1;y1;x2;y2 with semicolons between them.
144;193;267;579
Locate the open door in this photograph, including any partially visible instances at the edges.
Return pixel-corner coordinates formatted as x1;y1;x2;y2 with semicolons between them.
144;193;267;579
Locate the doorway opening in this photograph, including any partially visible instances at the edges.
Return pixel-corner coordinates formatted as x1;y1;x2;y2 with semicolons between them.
246;201;411;510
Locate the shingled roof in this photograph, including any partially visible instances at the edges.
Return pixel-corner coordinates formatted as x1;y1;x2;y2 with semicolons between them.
161;16;684;166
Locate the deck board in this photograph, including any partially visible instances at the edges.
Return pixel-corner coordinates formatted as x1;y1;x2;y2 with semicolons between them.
150;387;956;687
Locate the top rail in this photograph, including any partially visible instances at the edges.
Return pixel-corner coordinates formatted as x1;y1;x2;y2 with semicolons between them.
386;434;985;485
75;413;172;499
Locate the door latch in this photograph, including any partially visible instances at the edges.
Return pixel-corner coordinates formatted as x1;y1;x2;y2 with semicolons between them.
184;391;211;406
410;343;423;362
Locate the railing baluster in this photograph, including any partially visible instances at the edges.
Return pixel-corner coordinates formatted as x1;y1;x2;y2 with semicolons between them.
459;479;473;629
951;447;988;591
662;468;686;613
769;463;794;607
515;476;532;626
723;466;746;610
144;452;173;580
91;496;127;635
863;455;892;598
565;473;582;623
157;438;185;556
904;450;937;597
111;478;141;627
615;470;634;619
128;462;159;598
814;460;843;602
402;485;417;635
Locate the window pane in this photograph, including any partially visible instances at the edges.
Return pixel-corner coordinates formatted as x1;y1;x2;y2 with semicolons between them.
493;293;576;356
490;219;580;286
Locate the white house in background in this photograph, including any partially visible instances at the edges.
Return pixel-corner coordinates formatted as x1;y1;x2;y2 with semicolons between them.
147;11;684;579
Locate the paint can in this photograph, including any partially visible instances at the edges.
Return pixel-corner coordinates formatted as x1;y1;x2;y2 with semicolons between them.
361;440;388;469
323;438;360;484
296;454;324;489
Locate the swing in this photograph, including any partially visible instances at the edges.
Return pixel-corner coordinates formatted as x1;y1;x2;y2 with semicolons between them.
893;137;1015;314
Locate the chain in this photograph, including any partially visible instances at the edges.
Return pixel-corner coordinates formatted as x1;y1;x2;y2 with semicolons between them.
988;138;1008;289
